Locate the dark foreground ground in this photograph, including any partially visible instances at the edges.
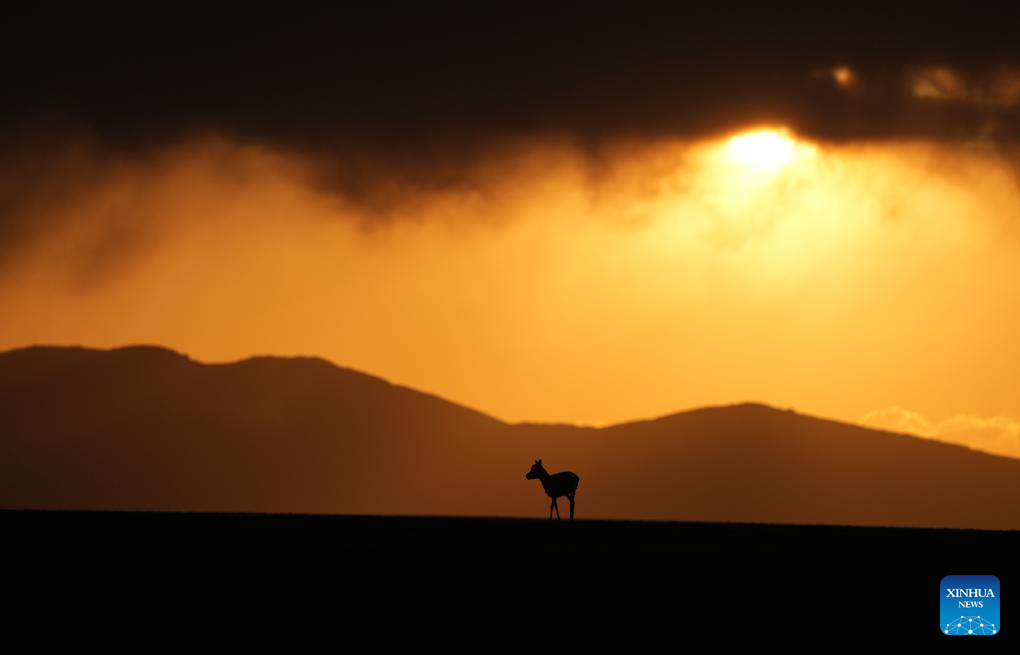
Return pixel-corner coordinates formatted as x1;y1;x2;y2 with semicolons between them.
3;511;1017;651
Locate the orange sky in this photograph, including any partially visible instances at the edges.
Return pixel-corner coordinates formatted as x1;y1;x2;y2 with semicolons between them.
1;129;1018;458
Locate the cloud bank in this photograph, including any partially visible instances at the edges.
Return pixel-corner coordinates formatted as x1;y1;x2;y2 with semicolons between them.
1;129;1018;428
861;408;1020;460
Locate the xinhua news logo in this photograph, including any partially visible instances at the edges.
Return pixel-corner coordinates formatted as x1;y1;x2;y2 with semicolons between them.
941;575;1000;635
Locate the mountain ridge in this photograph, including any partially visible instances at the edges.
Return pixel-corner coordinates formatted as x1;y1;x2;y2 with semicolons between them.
1;344;1018;529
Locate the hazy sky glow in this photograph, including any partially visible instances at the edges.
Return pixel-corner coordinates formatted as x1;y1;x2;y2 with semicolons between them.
1;128;1018;457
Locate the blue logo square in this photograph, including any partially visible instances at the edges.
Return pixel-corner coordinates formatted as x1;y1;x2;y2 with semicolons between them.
941;575;1000;635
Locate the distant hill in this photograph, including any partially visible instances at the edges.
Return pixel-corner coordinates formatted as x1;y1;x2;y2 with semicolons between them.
2;345;1018;529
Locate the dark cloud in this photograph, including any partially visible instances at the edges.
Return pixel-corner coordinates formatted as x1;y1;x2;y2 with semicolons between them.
3;5;1020;269
5;5;1020;149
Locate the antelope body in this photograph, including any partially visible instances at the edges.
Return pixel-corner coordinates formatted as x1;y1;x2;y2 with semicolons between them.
525;459;579;520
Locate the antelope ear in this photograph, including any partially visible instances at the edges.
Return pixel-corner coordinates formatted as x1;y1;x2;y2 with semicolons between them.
538;458;542;464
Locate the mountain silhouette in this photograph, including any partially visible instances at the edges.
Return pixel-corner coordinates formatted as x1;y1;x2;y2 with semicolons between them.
2;345;1018;529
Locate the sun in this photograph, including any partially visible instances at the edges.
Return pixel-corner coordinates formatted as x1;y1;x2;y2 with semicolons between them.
723;128;798;173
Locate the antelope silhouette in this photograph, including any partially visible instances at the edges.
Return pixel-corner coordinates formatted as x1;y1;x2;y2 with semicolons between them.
525;459;579;520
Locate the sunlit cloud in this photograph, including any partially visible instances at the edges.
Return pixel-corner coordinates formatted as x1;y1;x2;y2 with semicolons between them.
910;66;965;101
813;65;859;91
0;128;1019;428
831;65;857;88
909;66;1020;107
860;408;1020;460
